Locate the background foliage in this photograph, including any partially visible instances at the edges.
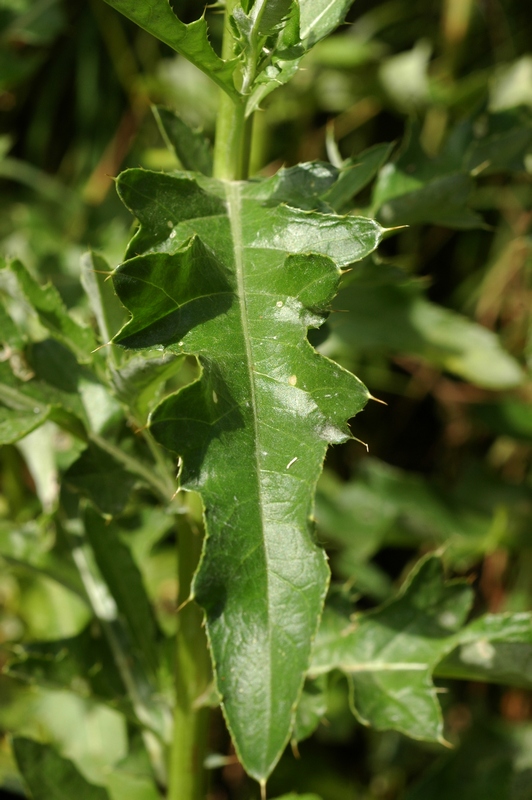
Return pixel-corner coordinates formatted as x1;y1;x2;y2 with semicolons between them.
0;0;532;798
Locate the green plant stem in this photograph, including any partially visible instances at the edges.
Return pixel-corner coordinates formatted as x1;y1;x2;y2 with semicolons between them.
168;521;211;800
213;0;253;180
169;4;252;796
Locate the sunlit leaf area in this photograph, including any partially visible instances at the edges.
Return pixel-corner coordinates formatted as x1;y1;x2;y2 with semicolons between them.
1;0;532;798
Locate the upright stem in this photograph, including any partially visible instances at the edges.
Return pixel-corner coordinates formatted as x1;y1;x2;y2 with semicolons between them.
168;520;211;800
169;5;252;797
213;0;253;180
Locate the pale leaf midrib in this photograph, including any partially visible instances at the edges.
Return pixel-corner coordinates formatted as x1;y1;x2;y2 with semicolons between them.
224;180;273;763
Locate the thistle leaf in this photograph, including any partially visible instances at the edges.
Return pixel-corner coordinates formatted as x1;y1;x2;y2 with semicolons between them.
101;0;238;98
13;738;111;800
310;555;532;742
112;167;383;779
310;556;473;741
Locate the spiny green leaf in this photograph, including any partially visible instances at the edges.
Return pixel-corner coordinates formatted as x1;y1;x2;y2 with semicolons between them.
310;556;474;742
12;738;111;800
101;0;238;98
246;57;301;116
153;106;213;176
112;168;383;779
311;559;532;743
231;0;305;115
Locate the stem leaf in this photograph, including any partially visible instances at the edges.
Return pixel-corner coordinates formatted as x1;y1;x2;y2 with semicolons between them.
101;0;238;98
310;556;532;741
111;168;382;779
13;738;111;800
153;106;213;177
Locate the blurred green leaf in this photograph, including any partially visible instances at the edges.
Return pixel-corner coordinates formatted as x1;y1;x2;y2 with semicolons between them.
333;263;524;389
13;737;111;800
5;338;122;438
299;0;354;49
310;555;532;743
104;738;161;800
376;171;482;228
272;795;324;800
0;404;50;444
5;625;129;713
6;261;96;362
0;519;86;600
308;30;387;68
16;423;59;511
436;613;532;690
472;400;532;442
404;727;517;800
153;106;213;176
490;56;532;112
323;142;394;211
83;507;160;679
80;252;128;354
465;110;532;175
247;161;338;209
293;675;328;743
110;352;184;423
107;768;161;800
372;111;532;225
3;0;67;46
0;297;24;348
64;444;137;517
379;40;431;113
